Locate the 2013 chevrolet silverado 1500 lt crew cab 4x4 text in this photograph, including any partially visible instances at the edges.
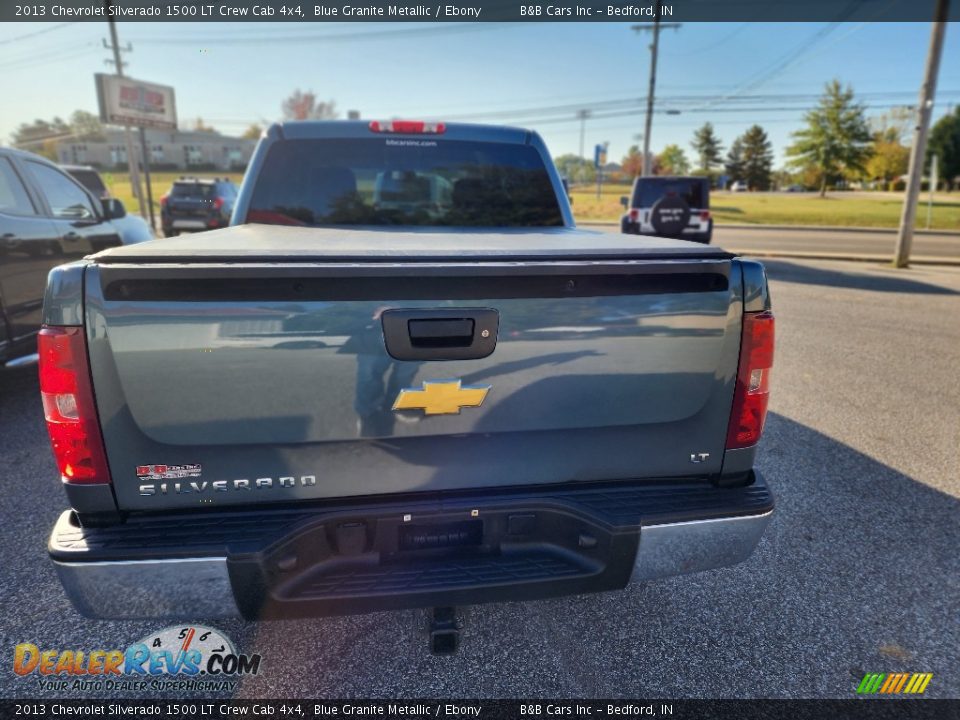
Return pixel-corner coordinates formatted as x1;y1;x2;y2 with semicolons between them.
42;121;774;640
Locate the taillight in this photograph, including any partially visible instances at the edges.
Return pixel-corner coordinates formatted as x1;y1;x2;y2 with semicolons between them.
726;311;775;449
628;209;640;222
213;196;224;210
368;120;446;134
38;326;111;485
699;210;711;221
159;194;168;208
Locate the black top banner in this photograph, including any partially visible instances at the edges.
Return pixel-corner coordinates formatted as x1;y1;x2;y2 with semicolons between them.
3;0;959;22
0;700;958;720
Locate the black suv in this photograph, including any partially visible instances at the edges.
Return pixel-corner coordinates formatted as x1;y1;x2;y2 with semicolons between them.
0;148;127;367
620;176;712;244
160;177;237;237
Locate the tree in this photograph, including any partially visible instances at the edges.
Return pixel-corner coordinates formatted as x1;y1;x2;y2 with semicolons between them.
872;106;913;145
69;110;104;141
241;123;264;140
690;122;724;172
621;145;643;177
771;168;801;191
657;144;690;175
191;117;219;134
866;136;909;189
553;154;595;183
11;117;69;159
281;89;338;121
725;137;745;184
927;106;960;191
739;125;774;191
12;117;70;144
786;79;873;197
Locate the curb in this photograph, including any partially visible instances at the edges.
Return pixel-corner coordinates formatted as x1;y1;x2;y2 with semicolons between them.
719;224;960;236
725;249;960;267
579;221;960;236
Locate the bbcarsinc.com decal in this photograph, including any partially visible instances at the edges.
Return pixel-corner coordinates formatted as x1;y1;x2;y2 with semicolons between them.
13;625;261;692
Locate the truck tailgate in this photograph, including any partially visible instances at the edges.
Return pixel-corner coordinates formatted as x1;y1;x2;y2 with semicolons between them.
84;226;742;511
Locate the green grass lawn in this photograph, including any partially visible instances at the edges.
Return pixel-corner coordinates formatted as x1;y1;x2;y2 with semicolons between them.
570;183;960;231
105;172;960;232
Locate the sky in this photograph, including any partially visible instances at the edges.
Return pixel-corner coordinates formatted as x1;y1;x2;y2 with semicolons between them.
1;20;958;167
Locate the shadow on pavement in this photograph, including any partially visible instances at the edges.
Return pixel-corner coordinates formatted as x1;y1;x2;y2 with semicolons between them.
762;259;959;295
3;362;958;698
225;412;959;698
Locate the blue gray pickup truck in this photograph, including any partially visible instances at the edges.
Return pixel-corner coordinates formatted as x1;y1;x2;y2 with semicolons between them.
41;121;774;647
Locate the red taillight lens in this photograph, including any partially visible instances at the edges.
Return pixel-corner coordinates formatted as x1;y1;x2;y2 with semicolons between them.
628;209;640;221
38;327;111;485
368;120;446;134
726;311;775;449
213;196;224;210
699;210;711;221
159;194;168;208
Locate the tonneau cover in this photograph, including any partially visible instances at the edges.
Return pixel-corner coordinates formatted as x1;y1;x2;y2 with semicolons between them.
90;224;734;264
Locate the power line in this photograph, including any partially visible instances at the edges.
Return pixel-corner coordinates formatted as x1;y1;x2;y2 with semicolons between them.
191;91;959;135
692;21;845;113
420;89;958;125
661;23;748;57
0;22;75;46
488;100;951;129
0;44;97;70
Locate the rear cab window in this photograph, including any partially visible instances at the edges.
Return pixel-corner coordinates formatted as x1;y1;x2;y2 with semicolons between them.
634;179;708;210
246;138;563;227
171;182;217;199
68;170;108;198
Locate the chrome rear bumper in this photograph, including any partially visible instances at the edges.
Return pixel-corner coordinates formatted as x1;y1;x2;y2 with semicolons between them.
632;509;772;582
54;557;240;619
52;490;772;620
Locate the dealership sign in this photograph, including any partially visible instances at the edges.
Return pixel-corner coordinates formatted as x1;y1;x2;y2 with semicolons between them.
95;73;177;130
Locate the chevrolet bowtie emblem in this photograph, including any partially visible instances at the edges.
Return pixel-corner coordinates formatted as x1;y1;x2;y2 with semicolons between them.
392;379;491;416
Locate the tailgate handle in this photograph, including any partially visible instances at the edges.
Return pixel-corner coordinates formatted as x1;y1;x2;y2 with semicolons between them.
382;308;498;361
408;319;474;348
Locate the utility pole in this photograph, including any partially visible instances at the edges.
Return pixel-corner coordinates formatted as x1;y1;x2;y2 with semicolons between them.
633;4;681;177
103;0;145;220
577;109;590;160
894;0;949;268
926;153;938;229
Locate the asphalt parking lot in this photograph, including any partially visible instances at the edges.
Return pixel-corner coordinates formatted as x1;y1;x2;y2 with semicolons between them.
1;258;958;699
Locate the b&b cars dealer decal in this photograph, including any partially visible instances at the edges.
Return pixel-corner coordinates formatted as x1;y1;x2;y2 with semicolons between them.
137;463;317;496
136;464;202;481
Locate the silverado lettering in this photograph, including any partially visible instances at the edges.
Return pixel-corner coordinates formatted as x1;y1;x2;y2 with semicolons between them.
139;475;318;495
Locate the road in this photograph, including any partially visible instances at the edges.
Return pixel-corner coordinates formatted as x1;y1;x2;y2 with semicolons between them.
1;258;958;699
586;223;960;260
